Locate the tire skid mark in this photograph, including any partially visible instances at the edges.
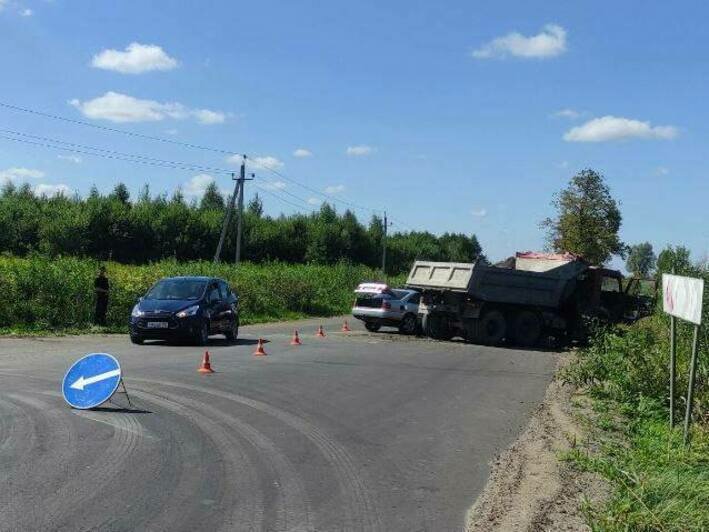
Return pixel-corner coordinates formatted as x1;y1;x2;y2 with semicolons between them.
0;396;39;524
0;396;32;459
133;384;313;532
131;378;382;532
2;392;77;479
130;389;264;532
30;405;141;529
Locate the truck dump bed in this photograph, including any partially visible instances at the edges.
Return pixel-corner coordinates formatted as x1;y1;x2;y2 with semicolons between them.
406;258;588;309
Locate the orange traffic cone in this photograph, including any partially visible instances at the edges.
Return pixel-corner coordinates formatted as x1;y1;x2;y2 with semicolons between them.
198;351;214;373
290;329;302;345
316;325;326;337
253;338;268;356
341;320;351;332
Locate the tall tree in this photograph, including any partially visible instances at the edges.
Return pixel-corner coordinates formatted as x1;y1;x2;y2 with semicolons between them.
625;242;656;277
656;245;693;276
199;182;225;210
247;193;263;217
109;183;130;204
541;169;624;265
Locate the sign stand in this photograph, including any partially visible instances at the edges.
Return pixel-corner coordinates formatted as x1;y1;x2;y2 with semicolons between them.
662;273;704;446
669;313;676;428
683;325;701;445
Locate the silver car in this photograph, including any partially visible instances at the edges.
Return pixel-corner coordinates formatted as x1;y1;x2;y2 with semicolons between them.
351;283;421;334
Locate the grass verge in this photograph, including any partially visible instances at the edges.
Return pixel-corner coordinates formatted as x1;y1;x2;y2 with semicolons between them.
0;255;403;334
562;316;709;531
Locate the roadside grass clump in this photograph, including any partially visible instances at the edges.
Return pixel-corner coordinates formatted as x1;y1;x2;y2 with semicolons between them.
0;255;404;333
562;302;709;531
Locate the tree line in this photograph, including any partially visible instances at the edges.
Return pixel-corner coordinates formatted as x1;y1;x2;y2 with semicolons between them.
0;180;483;274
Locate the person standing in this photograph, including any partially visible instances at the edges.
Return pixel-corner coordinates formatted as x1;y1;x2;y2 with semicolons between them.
94;266;110;326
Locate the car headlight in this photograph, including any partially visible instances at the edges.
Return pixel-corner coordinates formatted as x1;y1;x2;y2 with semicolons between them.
176;305;200;318
131;304;145;318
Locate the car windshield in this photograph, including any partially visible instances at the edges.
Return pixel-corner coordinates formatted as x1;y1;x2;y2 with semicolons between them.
145;279;207;300
391;289;409;300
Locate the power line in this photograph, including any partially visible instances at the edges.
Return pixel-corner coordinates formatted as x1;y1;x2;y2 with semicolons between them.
0;128;235;175
0;100;415;227
0;101;380;215
0;101;245;158
249;158;378;215
0;134;235;174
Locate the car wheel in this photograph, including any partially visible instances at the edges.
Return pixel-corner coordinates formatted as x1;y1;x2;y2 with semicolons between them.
130;334;144;345
195;320;210;346
479;310;507;346
513;310;542;347
399;314;417;335
225;316;239;343
364;322;381;332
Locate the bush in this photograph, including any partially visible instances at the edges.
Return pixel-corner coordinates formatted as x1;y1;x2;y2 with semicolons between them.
0;255;404;331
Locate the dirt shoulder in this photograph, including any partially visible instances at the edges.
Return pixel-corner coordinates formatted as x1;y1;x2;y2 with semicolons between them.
465;354;608;532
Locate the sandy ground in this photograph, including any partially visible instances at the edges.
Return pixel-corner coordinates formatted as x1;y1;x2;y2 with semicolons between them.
465;354;608;532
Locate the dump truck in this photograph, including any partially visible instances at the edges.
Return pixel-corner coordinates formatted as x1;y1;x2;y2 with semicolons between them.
406;252;648;346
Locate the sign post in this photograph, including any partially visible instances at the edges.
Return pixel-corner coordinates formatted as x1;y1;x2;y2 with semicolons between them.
62;353;125;410
662;274;704;445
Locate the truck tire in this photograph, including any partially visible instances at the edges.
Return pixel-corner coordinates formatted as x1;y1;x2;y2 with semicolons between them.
480;310;507;346
423;313;453;341
513;311;542;347
464;319;482;344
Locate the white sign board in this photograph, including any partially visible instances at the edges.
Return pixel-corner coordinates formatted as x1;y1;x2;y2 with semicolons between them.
662;274;704;325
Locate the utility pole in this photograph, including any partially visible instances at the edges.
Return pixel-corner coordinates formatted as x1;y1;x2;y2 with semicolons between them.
213;168;240;263
235;169;254;264
381;210;388;275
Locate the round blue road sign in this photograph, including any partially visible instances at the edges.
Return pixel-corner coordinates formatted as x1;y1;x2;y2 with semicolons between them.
62;353;122;409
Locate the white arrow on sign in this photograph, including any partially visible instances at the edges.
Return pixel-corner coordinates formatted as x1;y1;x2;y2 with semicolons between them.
70;369;121;391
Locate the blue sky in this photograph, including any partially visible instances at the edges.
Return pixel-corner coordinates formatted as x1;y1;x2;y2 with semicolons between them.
1;0;707;265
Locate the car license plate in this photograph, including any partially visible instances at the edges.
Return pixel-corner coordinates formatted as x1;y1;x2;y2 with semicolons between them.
147;321;168;329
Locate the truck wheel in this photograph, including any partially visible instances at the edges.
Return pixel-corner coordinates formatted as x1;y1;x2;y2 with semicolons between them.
480;310;507;346
364;322;381;332
399;314;417;335
423;313;453;341
513;311;542;347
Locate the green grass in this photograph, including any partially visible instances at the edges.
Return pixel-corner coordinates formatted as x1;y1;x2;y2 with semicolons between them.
562;311;709;531
0;255;405;334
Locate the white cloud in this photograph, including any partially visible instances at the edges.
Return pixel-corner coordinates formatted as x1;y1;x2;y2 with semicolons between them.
552;108;580;119
0;167;45;182
165;128;179;136
184;173;215;198
472;24;567;59
34;183;71;197
91;43;178;74
57;154;82;164
192;109;226;124
471;208;487;218
248;156;284;171
307;197;320;205
557;161;569;169
20;8;32;16
563;115;678;142
262;180;287;191
324;184;345;194
293;148;312;158
346;145;373;156
69;91;225;125
0;0;7;12
656;166;670;176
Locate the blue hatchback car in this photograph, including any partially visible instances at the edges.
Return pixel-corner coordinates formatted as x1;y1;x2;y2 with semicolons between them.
129;276;239;345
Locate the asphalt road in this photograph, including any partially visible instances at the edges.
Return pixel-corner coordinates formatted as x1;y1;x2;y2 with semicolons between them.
0;316;557;532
